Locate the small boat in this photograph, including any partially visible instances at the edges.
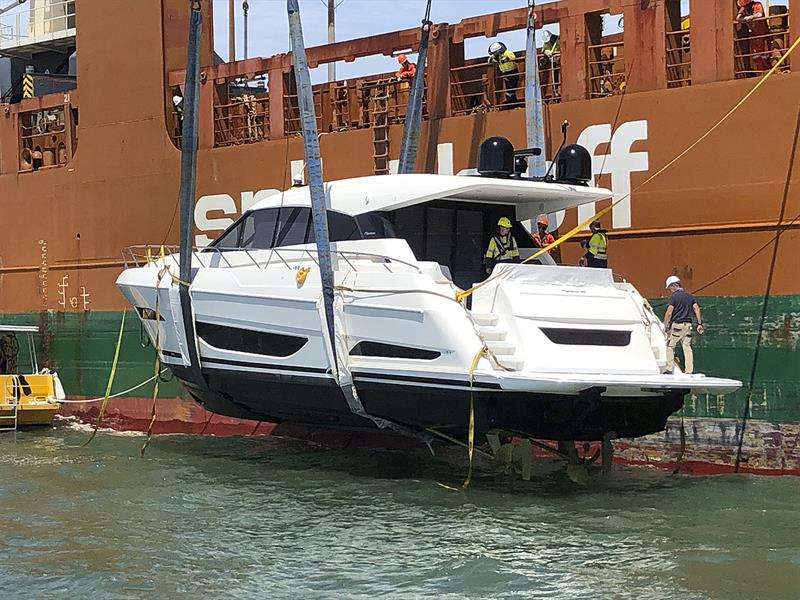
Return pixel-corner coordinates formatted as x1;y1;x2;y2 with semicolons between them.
116;167;741;444
0;326;65;430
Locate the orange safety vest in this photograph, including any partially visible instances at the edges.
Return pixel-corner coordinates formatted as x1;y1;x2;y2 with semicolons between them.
532;231;555;250
396;61;417;79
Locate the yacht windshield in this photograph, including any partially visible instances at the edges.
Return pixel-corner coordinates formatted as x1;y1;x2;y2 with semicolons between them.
208;209;396;250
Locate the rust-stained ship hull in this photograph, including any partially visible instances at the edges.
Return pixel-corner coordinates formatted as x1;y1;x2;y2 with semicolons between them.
1;0;798;474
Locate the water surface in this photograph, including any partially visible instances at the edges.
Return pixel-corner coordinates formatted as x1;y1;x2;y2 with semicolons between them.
1;425;798;599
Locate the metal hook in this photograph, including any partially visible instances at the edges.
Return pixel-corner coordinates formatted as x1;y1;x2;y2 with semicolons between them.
191;0;201;11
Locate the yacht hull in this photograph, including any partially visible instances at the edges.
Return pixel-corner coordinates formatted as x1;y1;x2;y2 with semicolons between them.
173;364;685;442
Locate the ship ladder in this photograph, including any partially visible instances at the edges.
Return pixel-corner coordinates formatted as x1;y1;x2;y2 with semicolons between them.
331;81;349;131
0;376;20;432
371;81;390;175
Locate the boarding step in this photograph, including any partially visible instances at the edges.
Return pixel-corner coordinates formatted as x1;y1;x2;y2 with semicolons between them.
493;355;525;371
477;325;506;341
486;340;516;356
471;312;499;326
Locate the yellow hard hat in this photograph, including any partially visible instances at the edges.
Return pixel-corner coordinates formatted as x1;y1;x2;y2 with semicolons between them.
497;217;512;228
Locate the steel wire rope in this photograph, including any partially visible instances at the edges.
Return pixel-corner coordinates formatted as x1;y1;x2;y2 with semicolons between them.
734;102;800;473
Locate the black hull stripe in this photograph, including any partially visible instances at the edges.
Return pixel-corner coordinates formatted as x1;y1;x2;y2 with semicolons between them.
163;353;503;390
202;356;329;374
353;372;503;390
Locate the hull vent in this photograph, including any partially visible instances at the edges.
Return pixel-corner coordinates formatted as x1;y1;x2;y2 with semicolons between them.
540;328;631;347
197;322;308;357
350;341;440;360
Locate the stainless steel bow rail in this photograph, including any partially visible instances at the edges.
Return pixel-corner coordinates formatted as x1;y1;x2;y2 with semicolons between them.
122;245;424;275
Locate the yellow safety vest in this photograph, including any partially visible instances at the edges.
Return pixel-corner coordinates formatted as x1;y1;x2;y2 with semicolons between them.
588;232;608;260
485;234;519;262
498;50;518;73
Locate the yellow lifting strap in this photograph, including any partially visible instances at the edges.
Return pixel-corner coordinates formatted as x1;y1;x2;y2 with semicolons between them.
141;267;170;456
436;346;487;492
82;310;127;447
456;33;800;304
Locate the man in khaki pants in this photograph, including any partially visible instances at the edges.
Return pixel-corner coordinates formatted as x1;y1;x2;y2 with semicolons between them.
663;275;705;374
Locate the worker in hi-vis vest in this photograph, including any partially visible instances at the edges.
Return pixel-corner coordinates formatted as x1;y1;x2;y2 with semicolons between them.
484;217;520;274
488;42;519;105
581;219;608;268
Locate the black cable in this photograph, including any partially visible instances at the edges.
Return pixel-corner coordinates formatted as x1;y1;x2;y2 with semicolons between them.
734;103;800;472
598;58;635;179
647;207;800;311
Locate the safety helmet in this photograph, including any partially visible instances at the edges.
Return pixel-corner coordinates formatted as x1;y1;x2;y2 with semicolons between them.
536;213;549;227
397;53;408;64
497;217;512;228
541;30;552;44
488;41;507;57
665;275;681;289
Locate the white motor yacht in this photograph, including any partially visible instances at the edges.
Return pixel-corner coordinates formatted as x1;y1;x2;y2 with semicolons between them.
117;172;741;443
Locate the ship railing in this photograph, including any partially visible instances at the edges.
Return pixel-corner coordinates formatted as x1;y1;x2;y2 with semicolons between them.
122;245;424;276
666;28;692;87
449;51;561;117
282;74;427;134
213;92;270;148
587;41;626;98
283;88;324;135
734;9;791;78
359;77;426;127
0;0;75;50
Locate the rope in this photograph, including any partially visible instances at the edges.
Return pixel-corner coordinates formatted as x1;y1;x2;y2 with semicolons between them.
141;266;171;456
436;346;487;491
671;408;686;476
57;372;166;403
734;102;800;473
456;33;800;303
82;311;127;446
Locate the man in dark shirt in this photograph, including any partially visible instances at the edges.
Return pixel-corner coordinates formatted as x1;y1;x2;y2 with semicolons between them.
663;275;705;374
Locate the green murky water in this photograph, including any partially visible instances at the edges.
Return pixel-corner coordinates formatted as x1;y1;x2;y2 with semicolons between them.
0;425;798;599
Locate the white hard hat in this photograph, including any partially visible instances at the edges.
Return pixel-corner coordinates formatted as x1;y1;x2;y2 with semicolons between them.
488;41;506;56
542;30;552;43
665;275;681;288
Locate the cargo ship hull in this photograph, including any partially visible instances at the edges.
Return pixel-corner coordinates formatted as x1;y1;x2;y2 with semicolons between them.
1;0;798;473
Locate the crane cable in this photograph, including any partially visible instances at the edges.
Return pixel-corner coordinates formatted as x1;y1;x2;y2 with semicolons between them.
455;33;800;303
734;102;800;473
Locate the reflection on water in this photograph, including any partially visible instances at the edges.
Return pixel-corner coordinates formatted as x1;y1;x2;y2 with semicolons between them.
0;425;798;599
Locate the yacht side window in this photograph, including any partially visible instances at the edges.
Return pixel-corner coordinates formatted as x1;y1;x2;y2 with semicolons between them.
274;207;312;247
241;208;279;249
211;207;368;250
357;212;397;239
213;220;245;249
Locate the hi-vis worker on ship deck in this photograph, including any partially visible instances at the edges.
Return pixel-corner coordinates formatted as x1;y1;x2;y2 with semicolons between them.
488;42;519;105
485;217;520;274
531;213;555;251
581;219;608;268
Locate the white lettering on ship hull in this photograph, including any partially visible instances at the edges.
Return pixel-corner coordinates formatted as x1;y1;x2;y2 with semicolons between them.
193;125;648;245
